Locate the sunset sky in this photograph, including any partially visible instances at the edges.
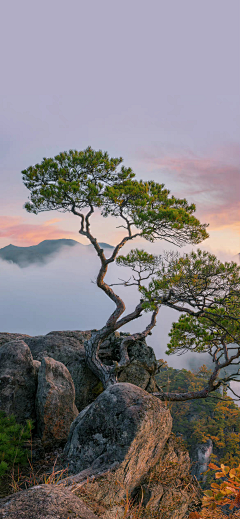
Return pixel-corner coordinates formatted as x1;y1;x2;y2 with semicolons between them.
0;0;239;259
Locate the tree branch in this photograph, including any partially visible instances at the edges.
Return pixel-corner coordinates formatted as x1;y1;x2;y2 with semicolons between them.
227;385;240;400
85;204;94;233
117;308;159;368
152;384;221;402
106;233;142;265
153;344;240;402
71;204;84;232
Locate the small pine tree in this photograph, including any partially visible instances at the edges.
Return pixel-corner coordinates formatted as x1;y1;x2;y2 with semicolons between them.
0;411;33;478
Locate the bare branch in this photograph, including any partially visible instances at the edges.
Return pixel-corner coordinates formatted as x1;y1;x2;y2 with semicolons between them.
108;277;133;287
152;348;240;402
227;385;240;400
222;340;229;362
153;387;213;402
119;204;133;236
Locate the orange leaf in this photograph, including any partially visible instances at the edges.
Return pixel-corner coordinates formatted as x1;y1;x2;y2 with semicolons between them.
208;463;220;470
215;472;225;479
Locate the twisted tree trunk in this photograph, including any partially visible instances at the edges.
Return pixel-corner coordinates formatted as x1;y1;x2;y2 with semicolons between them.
75;209;144;388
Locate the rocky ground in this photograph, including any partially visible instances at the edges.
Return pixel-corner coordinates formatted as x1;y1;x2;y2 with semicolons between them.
0;331;203;518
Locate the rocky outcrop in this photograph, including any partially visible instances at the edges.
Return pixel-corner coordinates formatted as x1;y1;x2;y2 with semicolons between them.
0;337;202;518
62;383;201;518
191;439;213;482
36;357;79;448
0;330;159;455
0;331;158;414
0;333;31;348
33;359;41;373
0;484;99;519
0;340;37;424
24;330;100;412
23;330;158;411
0;338;79;446
97;435;202;518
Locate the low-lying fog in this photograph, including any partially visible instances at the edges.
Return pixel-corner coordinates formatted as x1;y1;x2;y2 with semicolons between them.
0;241;239;400
0;241;179;360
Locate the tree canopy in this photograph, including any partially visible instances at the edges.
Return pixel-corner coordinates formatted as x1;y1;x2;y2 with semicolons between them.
117;248;240;400
22;147;240;400
22;147;208;246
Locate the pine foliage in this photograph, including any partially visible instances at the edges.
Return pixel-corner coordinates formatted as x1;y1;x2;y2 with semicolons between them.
0;411;33;479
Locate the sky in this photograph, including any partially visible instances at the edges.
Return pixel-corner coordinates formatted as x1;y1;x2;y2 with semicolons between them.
0;0;239;255
0;1;239;365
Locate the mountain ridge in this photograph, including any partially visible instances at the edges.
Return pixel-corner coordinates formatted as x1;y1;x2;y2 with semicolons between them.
0;239;114;267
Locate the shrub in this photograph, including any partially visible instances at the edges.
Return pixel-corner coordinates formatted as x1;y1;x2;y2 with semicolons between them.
0;411;33;479
189;462;240;518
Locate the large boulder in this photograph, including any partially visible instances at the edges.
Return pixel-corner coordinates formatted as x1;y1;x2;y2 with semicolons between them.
0;340;37;424
36;356;79;448
0;484;99;519
61;383;201;519
64;383;172;492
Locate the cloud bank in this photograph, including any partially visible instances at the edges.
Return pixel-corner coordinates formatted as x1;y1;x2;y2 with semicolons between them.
0;239;218;371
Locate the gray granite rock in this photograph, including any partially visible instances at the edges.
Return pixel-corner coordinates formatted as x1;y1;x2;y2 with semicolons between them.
24;331;100;412
61;384;200;518
0;340;37;424
0;333;31;348
191;439;213;482
64;382;172;480
33;359;41;373
36;356;79;447
0;484;99;519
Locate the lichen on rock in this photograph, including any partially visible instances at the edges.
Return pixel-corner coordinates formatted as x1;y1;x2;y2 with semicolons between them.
35;356;78;447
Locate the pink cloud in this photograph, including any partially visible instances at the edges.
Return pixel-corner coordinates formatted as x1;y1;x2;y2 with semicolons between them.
142;145;240;231
0;216;77;246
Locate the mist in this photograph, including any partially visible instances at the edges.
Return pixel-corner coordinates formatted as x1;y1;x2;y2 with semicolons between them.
0;240;226;372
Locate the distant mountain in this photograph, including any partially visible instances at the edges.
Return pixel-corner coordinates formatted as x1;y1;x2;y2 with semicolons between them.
88;242;114;249
0;239;114;267
0;239;80;267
